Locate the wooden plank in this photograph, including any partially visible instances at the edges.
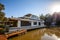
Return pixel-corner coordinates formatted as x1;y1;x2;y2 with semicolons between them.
5;29;27;38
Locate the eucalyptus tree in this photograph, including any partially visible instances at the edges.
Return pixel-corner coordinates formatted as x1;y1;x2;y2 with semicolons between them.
0;3;5;21
44;13;53;26
0;3;5;11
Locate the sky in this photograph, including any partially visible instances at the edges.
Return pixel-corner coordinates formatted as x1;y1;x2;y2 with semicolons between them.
0;0;60;17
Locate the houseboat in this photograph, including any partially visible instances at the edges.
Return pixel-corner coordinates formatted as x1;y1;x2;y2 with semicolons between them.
8;14;45;30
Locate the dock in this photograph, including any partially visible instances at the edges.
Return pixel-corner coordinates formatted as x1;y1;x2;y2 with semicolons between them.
5;29;27;38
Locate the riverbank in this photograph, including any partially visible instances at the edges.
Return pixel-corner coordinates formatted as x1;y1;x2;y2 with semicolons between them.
0;35;7;40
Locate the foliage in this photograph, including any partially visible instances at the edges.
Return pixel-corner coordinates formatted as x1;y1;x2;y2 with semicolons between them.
0;3;5;11
0;24;9;34
0;24;5;34
52;12;60;26
0;3;5;22
0;3;9;34
40;14;45;20
0;21;5;34
0;24;5;28
0;28;5;34
0;12;5;21
44;13;53;26
3;17;8;21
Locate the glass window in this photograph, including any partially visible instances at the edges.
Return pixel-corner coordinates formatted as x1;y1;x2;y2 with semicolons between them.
39;22;41;25
33;22;37;25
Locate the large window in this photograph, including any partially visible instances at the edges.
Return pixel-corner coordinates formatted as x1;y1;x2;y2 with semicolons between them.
33;22;37;25
21;21;31;26
31;15;40;20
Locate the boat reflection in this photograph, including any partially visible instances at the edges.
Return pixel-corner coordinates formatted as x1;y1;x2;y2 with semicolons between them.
9;28;60;40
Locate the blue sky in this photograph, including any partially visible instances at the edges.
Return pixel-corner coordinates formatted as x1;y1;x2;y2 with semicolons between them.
0;0;60;17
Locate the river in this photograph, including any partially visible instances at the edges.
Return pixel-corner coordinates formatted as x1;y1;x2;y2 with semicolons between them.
9;27;60;40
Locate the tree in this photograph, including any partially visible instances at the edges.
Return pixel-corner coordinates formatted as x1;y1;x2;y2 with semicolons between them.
0;12;5;21
3;17;8;21
0;3;8;34
44;13;52;26
0;3;5;21
40;14;45;20
0;3;5;12
52;12;60;26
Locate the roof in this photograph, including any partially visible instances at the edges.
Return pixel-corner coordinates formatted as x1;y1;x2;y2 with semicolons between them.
18;17;25;19
24;14;32;17
8;14;40;21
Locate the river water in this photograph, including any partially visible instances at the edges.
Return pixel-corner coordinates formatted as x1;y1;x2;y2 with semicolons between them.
9;27;60;40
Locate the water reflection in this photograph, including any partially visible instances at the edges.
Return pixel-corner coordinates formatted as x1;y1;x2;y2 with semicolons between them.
41;33;60;40
9;28;60;40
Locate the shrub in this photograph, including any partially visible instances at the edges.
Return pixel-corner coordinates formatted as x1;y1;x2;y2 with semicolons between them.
0;24;9;34
0;24;5;28
0;28;5;34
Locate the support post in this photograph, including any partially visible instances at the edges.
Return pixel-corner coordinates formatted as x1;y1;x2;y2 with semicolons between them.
31;21;33;27
37;21;39;26
17;20;21;28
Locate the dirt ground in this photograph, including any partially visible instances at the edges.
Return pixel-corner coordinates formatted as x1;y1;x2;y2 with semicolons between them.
0;35;7;40
9;27;60;40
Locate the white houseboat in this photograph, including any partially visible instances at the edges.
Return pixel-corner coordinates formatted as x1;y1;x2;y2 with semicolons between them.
8;14;45;30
